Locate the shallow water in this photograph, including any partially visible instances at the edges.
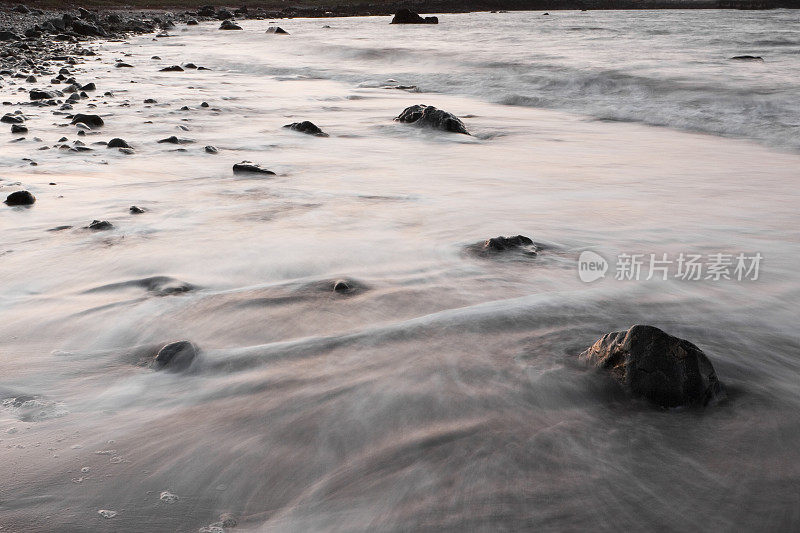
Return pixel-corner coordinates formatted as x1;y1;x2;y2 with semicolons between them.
1;10;800;532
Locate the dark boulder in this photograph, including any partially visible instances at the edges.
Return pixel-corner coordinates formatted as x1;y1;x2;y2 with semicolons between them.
81;82;96;91
0;31;22;42
11;124;28;134
130;205;145;214
2;114;24;124
216;9;234;20
4;191;36;206
233;161;275;175
115;62;133;68
152;340;197;372
470;235;538;256
187;19;199;26
72;20;105;37
395;104;469;134
579;325;726;408
158;136;194;144
283;121;328;137
198;5;216;17
391;9;438;24
160;65;184;72
107;138;130;148
220;20;242;30
30;89;59;101
204;145;218;154
730;55;763;61
86;220;113;231
70;114;104;128
265;26;289;34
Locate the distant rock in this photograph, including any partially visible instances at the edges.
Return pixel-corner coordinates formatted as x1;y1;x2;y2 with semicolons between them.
4;191;36;206
283;121;328;137
153;341;197;372
266;26;289;34
395;104;469;134
130;205;146;214
469;235;538;256
115;62;133;68
391;9;438;24
70;114;104;128
233;161;275;175
220;20;242;30
580;325;727;408
11;124;28;134
160;65;184;72
157;136;194;144
86;220;113;231
730;55;763;61
144;98;157;104
204;145;218;154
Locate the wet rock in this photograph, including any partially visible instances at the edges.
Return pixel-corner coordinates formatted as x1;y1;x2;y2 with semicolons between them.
158;136;194;144
220;20;242;31
216;9;234;20
115;62;133;68
204;145;218;154
2;114;24;124
81;82;96;91
266;26;289;34
70;114;104;128
144;98;157;104
730;55;763;61
579;325;726;408
391;9;438;24
30;89;59;100
475;235;537;255
198;6;216;17
86;220;113;231
159;65;184;72
107;138;130;148
0;31;22;42
119;147;135;155
395;104;469;134
283;121;328;137
129;205;145;214
233;161;275;175
5;191;36;206
11;124;28;134
152;340;197;372
187;19;199;26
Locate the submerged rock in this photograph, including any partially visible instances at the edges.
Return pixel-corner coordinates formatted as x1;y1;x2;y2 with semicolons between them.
220;20;242;30
70;114;104;128
391;9;438;24
266;26;289;34
11;124;28;134
107;138;130;148
579;325;726;408
86;220;113;231
158;136;194;144
283;121;328;137
395;104;469;134
468;235;538;257
159;65;184;72
730;55;763;61
233;161;275;175
4;190;36;206
153;341;197;372
129;205;146;214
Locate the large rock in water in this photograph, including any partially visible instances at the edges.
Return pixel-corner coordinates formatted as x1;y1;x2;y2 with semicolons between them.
391;9;438;24
153;341;197;372
395;104;469;134
580;325;726;408
283;121;328;136
5;191;36;206
71;114;104;128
